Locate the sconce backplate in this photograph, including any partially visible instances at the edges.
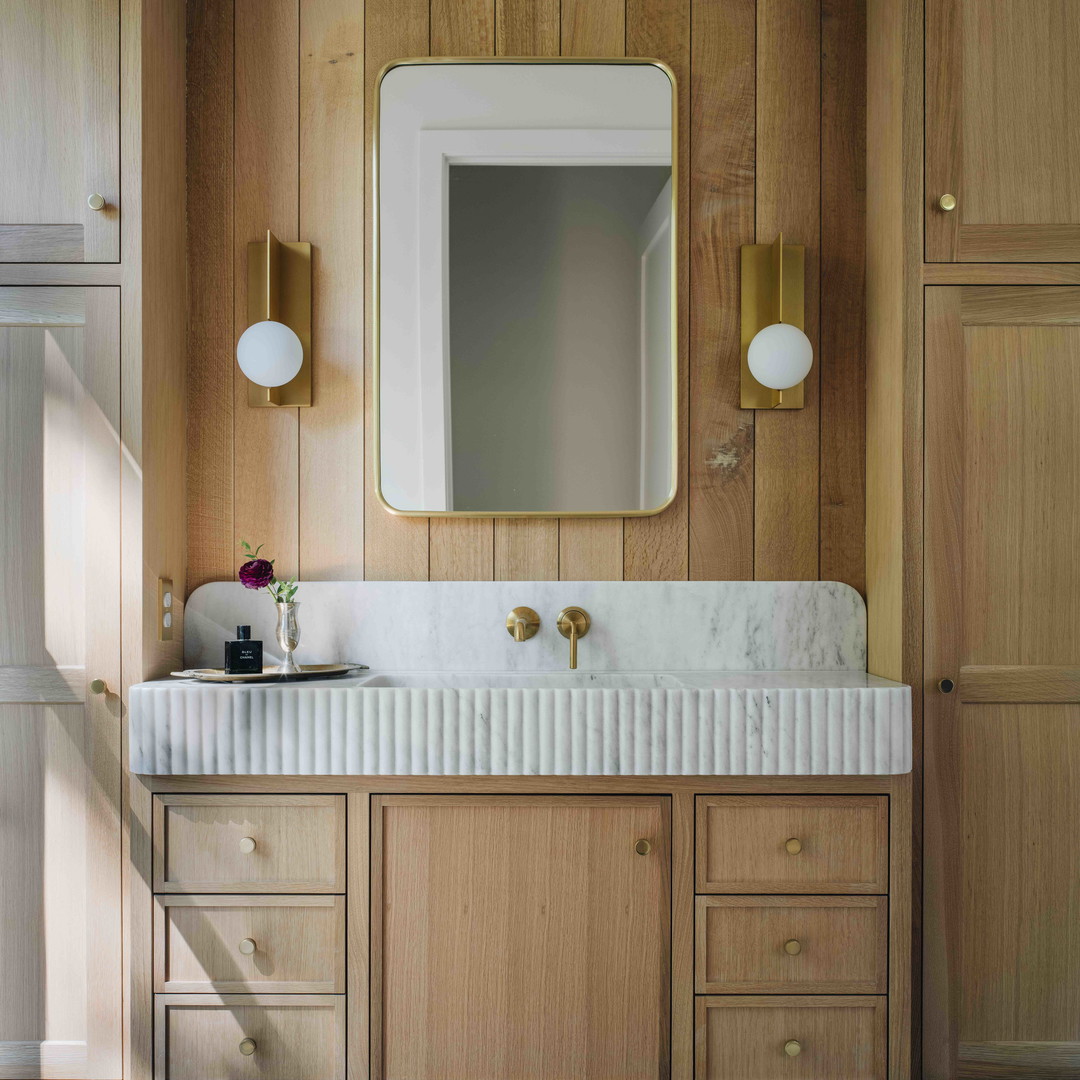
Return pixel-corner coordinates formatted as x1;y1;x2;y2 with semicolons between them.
740;235;805;409
246;233;312;407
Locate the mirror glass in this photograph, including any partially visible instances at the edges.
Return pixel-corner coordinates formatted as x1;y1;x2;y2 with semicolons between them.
376;60;675;516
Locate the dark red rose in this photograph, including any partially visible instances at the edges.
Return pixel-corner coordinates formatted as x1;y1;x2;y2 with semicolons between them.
238;558;274;590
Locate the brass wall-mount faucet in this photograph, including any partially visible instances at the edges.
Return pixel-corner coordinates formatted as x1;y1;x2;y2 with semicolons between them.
505;607;541;642
556;607;590;669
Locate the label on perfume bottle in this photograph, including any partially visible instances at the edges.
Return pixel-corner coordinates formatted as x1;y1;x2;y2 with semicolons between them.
225;640;263;674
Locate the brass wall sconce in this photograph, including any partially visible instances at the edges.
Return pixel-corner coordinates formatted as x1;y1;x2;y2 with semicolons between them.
237;230;312;407
740;233;813;409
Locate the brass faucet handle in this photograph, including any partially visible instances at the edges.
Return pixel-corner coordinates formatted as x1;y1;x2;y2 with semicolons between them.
506;607;541;642
556;607;591;669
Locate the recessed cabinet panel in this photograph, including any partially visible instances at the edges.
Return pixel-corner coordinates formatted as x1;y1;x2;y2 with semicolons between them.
374;795;669;1080
0;2;120;262
926;0;1080;261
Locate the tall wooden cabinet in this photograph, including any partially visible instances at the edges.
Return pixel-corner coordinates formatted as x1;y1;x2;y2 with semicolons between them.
869;1;1080;1077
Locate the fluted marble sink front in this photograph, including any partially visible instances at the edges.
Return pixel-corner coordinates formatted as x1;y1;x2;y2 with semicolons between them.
129;580;911;777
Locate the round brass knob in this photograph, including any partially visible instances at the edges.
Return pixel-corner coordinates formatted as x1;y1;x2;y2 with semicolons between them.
238;938;257;955
784;1039;802;1057
238;1038;257;1056
239;836;257;854
785;837;802;855
634;838;652;856
938;193;957;212
89;678;108;695
87;193;106;211
938;677;955;694
784;938;802;955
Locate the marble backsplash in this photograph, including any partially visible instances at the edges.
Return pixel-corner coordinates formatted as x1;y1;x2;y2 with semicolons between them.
184;580;867;673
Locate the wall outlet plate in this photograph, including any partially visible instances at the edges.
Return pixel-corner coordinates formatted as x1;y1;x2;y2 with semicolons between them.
158;577;174;642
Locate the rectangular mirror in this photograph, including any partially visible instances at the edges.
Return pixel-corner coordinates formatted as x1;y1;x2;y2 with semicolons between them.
375;59;676;516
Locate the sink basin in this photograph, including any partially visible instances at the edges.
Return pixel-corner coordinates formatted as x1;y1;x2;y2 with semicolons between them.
358;672;686;690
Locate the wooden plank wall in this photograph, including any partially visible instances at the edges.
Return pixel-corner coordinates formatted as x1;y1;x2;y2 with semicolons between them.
186;0;865;592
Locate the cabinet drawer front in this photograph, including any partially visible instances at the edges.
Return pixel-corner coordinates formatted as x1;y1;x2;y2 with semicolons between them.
696;996;886;1080
155;995;344;1080
154;795;345;893
695;896;887;993
155;896;345;993
696;795;888;893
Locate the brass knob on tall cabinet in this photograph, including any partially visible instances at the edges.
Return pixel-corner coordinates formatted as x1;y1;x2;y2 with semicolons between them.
239;836;257;854
89;678;108;695
785;837;802;855
634;839;652;856
87;193;106;211
784;1039;802;1057
238;938;257;955
239;1038;257;1056
938;678;955;694
938;193;957;212
784;939;802;955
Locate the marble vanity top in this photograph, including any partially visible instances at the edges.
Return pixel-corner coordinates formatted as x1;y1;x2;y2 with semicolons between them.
130;581;911;777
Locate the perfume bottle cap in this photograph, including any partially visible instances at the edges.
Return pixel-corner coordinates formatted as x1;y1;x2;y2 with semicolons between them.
236;625;251;640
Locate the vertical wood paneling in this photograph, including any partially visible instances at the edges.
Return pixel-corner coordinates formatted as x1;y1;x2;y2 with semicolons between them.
233;0;300;579
820;0;866;593
624;0;691;581
753;0;821;581
557;0;626;582
299;0;365;579
491;0;561;581
688;0;755;581
429;0;496;581
186;0;233;592
363;0;430;580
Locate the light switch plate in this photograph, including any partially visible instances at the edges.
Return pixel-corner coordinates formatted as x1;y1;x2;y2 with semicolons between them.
158;577;173;642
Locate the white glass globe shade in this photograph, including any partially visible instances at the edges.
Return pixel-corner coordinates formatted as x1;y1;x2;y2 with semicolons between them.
747;322;814;390
236;320;303;387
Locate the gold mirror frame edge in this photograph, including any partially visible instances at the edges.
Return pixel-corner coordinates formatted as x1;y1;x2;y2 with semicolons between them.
371;56;680;519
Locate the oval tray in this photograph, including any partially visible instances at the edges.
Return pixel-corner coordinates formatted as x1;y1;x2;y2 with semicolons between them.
170;663;366;684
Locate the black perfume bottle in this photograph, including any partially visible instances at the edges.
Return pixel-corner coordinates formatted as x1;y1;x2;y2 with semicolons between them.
224;625;263;674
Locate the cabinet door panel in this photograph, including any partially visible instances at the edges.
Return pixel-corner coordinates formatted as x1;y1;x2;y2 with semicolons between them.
0;1;119;262
374;795;669;1080
925;287;1080;1077
926;0;1080;261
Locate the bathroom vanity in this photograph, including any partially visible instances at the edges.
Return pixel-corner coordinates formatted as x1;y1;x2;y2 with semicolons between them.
131;582;912;1080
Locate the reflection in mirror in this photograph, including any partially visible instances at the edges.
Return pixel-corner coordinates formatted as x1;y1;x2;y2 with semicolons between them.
376;61;676;516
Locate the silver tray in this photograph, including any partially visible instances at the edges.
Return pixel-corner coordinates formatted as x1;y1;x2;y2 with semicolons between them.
170;663;367;684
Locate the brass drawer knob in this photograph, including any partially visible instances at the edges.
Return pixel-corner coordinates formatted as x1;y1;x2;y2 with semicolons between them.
784;938;802;955
239;1038;257;1056
89;678;108;695
87;193;106;211
238;836;257;854
938;193;957;212
238;938;257;955
634;838;652;856
785;837;802;855
784;1039;802;1057
938;677;955;694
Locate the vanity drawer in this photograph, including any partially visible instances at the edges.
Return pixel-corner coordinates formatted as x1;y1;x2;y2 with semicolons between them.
695;895;887;993
154;795;346;893
155;895;345;993
696;795;888;893
696;996;886;1080
155;995;345;1080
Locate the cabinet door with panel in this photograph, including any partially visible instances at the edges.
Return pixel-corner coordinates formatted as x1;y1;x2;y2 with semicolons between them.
0;287;121;1078
0;1;119;262
373;795;670;1080
925;286;1080;1077
926;0;1080;261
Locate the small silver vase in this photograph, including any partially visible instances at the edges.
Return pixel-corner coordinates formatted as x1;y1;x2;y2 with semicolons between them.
274;602;301;674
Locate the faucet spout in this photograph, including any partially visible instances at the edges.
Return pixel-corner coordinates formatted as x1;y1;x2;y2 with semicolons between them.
513;618;527;643
505;607;540;642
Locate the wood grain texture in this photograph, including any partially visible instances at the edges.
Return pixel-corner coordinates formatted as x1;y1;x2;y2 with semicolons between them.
924;263;1080;285
960;665;1080;703
753;0;820;581
185;0;233;592
363;0;429;580
688;0;754;581
299;0;364;578
346;793;369;1080
561;0;622;53
695;895;887;994
819;0;865;593
623;0;690;581
373;795;670;1080
671;792;694;1080
432;0;495;52
497;0;559;54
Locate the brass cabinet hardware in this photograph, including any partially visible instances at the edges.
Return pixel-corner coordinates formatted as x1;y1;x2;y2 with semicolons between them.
785;837;802;855
238;1038;257;1056
87;193;106;211
938;193;957;212
634;839;652;856
784;938;802;955
89;678;108;695
506;607;540;642
938;678;955;694
784;1039;802;1057
556;607;591;670
238;836;257;855
238;938;257;955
